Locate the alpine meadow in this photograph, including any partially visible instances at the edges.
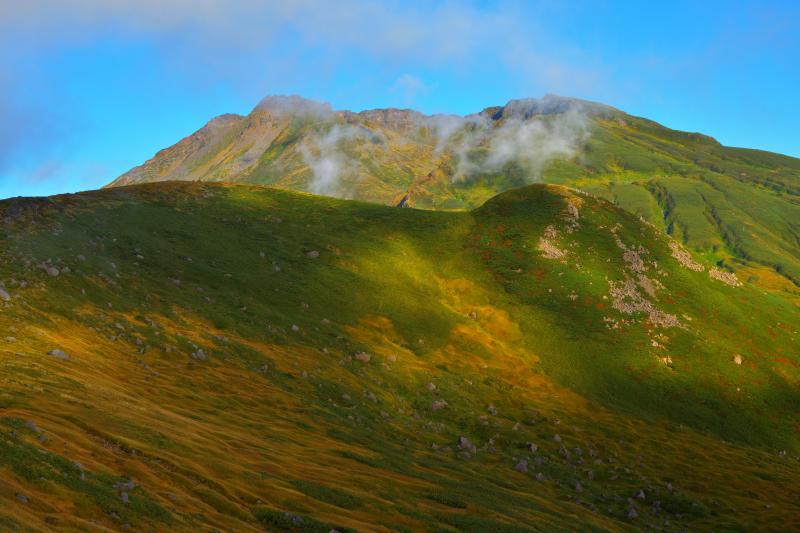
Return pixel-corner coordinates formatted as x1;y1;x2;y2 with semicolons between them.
1;2;799;532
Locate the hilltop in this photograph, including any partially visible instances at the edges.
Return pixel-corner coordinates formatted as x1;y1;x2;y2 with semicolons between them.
1;181;798;531
108;95;800;296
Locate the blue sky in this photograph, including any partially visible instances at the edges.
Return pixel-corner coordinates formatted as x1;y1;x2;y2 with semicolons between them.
0;0;798;199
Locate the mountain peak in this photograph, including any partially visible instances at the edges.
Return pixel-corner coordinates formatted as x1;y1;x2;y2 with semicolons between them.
489;94;617;120
253;94;334;118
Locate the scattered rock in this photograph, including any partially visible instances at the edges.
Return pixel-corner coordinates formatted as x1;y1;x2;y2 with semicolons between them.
457;436;477;454
487;404;497;416
669;241;704;272
15;493;28;504
733;354;743;365
0;288;9;301
306;250;320;258
426;382;437;392
627;507;638;519
116;480;136;491
431;400;448;411
709;267;742;287
538;225;567;260
386;354;397;363
574;481;583;492
635;490;646;500
48;348;69;360
120;492;129;504
284;513;303;524
514;460;528;473
553;434;562;443
354;351;371;362
291;324;300;332
526;442;538;453
45;266;60;277
535;472;545;481
191;349;207;361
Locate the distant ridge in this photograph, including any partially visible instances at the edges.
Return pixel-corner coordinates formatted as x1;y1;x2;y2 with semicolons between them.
108;94;800;293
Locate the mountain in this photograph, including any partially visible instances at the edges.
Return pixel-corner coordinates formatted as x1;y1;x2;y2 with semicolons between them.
108;95;800;296
1;181;799;531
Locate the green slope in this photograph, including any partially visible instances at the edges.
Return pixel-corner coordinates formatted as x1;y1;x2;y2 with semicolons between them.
108;96;800;294
1;182;799;531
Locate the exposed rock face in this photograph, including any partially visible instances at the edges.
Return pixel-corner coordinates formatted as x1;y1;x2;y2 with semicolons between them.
538;225;566;260
709;267;742;287
608;225;680;329
669;241;704;272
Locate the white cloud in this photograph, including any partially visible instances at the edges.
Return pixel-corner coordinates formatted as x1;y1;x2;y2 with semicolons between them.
390;74;430;106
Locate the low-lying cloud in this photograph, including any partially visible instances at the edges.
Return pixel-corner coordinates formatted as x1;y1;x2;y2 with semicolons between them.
301;124;365;196
423;100;590;182
296;96;591;196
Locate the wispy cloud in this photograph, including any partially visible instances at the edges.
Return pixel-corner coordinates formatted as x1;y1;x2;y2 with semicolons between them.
390;74;430;107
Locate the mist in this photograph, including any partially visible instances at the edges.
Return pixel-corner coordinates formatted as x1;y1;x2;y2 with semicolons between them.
301;124;366;196
421;98;591;182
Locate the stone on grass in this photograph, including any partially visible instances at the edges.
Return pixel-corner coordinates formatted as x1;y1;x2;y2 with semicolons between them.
457;436;477;454
48;348;69;360
354;351;371;362
514;460;528;473
431;400;448;411
0;288;9;301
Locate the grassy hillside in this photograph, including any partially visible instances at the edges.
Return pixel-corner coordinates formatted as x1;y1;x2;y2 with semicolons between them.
107;96;800;295
1;182;799;531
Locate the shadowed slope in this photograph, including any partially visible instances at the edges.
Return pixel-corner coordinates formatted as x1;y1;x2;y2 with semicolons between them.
1;182;798;531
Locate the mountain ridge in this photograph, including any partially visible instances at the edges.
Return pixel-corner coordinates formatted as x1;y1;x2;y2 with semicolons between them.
108;94;800;295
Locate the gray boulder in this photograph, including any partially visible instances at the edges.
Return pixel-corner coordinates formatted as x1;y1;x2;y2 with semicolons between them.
48;348;70;360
